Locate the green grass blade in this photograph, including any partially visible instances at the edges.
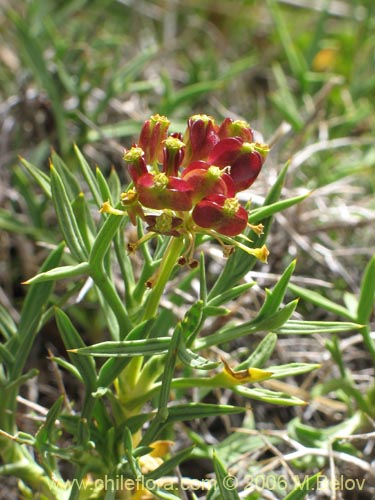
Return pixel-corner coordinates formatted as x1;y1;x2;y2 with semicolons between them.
357;254;375;324
267;0;307;81
284;472;321;500
11;12;68;152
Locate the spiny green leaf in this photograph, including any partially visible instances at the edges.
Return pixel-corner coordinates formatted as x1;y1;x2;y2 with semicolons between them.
145;446;195;481
71;192;95;252
166;403;245;422
89;211;126;270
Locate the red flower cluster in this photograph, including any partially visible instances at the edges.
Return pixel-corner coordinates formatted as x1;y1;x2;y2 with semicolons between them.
101;114;269;264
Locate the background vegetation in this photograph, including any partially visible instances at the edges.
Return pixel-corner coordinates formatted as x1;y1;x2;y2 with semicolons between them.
1;0;374;499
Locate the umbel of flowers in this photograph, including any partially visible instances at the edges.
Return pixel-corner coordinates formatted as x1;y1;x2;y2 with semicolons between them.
101;114;269;269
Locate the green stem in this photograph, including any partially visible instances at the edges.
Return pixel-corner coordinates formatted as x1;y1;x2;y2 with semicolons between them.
116;237;184;415
142;236;184;320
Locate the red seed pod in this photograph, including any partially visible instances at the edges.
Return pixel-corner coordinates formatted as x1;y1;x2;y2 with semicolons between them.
136;172;193;211
208;138;266;192
162;134;185;177
138;114;170;165
192;194;248;236
182;114;219;166
218;117;254;142
123;146;148;183
182;161;235;203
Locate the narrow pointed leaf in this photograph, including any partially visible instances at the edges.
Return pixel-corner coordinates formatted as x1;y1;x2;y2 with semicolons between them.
19;157;51;197
51;150;81;199
357;254;375;324
50;166;88;261
197;299;298;349
236;332;278;370
257;260;296;319
276;320;362;335
35;395;64;445
145;446;195;481
207;282;255;308
166;403;245;422
74;145;102;207
234;386;306;406
288;282;354;320
11;243;65;377
268;363;320;378
24;262;89;285
178;338;220;370
72;338;171;357
284;472;321;500
0;305;17;339
248;192;310;224
212;452;241;500
55;308;97;392
96;167;113;204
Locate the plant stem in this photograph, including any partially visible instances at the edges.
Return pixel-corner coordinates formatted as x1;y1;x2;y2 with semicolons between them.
142;236;184;320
